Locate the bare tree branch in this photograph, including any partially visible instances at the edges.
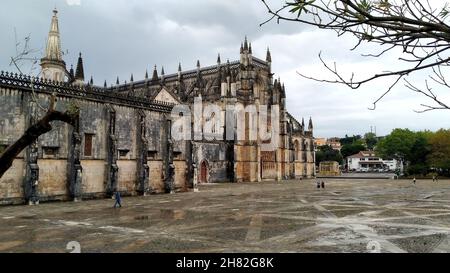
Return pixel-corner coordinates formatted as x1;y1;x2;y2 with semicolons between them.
0;32;79;179
260;0;450;111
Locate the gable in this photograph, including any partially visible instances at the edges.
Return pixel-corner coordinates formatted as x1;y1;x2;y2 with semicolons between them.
153;88;180;104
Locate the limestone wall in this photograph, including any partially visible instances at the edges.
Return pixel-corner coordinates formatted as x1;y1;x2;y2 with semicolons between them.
148;160;164;193
174;160;187;190
117;160;137;194
81;160;106;194
0;159;25;203
38;159;68;198
0;86;188;204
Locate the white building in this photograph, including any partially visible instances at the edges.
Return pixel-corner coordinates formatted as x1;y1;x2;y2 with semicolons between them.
347;151;402;172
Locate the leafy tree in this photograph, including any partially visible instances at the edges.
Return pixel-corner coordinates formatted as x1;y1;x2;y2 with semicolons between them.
341;143;366;159
260;0;450;112
406;132;431;175
410;131;431;165
340;135;362;146
316;145;344;165
364;132;378;150
427;129;450;175
375;128;416;162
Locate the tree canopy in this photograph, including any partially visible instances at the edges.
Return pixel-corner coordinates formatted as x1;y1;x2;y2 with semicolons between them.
427;129;450;174
376;128;450;176
316;145;344;164
341;142;366;158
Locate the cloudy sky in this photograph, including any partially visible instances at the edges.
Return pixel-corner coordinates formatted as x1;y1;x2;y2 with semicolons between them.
1;0;449;138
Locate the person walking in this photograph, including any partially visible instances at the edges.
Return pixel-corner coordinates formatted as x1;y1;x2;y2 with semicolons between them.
321;181;325;189
113;191;122;208
413;177;416;184
316;180;321;189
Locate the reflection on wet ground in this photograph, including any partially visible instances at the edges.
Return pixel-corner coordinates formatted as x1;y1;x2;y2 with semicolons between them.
1;179;450;252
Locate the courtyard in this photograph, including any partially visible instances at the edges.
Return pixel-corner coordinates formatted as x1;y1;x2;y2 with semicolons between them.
1;178;450;253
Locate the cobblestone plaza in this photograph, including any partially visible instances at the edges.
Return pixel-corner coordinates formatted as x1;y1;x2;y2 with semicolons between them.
1;179;450;253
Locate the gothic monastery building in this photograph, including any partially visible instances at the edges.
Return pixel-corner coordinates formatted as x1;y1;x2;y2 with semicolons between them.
0;10;315;205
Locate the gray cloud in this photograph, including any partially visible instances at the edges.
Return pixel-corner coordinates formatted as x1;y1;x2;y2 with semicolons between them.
1;0;449;138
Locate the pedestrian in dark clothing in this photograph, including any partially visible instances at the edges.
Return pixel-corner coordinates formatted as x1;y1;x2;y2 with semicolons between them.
321;181;325;189
316;181;320;189
113;191;122;208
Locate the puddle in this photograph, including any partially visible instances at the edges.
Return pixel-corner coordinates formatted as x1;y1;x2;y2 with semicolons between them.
159;209;186;220
20;215;37;220
65;211;78;214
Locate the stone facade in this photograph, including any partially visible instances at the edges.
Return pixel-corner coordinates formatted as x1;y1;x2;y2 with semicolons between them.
0;10;315;205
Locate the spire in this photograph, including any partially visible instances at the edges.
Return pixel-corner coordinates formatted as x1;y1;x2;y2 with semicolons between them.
130;73;134;82
89;76;93;85
244;36;248;51
196;60;200;69
161;66;165;76
177;62;183;79
249;43;252;54
217;53;221;65
308;117;313;131
69;65;74;79
266;47;272;63
116;76;119;85
40;9;66;82
75;53;84;81
281;83;286;98
104;80;107;88
240;43;244;54
151;65;158;82
145;69;148;79
302;117;305;128
44;9;63;61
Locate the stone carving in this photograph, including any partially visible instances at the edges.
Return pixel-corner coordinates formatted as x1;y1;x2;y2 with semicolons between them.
137;111;150;195
106;108;119;195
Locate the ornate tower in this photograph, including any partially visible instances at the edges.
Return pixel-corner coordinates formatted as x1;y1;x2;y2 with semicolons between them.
74;53;85;86
40;9;66;82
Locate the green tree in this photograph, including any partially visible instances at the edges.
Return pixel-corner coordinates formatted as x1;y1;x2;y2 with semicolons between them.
407;132;431;175
316;145;344;165
340;135;362;146
364;132;378;150
341;143;366;159
376;128;435;175
427;129;450;175
376;129;416;162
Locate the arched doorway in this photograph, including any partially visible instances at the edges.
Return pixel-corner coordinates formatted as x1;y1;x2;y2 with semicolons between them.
199;160;208;184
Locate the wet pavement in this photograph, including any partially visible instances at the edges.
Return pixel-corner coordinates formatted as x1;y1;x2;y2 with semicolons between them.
1;178;450;253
